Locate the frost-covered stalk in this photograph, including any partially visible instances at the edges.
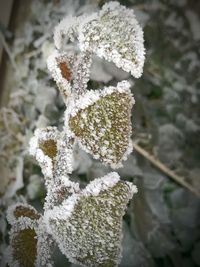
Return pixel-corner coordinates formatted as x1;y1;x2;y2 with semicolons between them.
6;2;145;267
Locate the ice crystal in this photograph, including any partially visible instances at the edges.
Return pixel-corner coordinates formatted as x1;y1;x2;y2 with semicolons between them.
78;2;145;78
45;172;137;267
67;81;134;168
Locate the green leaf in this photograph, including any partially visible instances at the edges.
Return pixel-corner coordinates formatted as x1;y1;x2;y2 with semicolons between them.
45;172;137;267
78;2;145;78
68;82;134;168
10;228;37;267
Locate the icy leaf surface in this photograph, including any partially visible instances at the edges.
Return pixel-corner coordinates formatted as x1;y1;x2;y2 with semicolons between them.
47;50;92;101
45;172;137;267
11;228;37;267
67;81;134;168
29;127;59;178
78;1;145;78
47;50;74;100
7;207;54;267
29;127;74;178
39;139;57;160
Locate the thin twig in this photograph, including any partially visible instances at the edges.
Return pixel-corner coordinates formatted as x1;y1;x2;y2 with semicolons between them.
132;141;200;198
0;31;17;69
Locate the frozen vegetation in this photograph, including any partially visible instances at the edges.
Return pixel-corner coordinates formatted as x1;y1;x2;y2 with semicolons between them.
0;0;200;267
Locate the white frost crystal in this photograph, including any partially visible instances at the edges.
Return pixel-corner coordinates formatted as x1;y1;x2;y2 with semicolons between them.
71;51;92;96
66;81;135;168
54;130;75;176
78;2;145;78
45;172;137;267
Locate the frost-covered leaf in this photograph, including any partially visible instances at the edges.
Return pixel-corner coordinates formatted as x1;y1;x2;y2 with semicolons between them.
45;172;137;267
29;127;74;178
47;50;74;101
7;203;41;225
67;81;134;168
7;205;54;267
9;227;37;267
29;127;60;178
78;1;145;78
47;50;92;101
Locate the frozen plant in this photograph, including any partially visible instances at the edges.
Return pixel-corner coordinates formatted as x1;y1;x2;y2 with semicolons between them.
6;2;145;267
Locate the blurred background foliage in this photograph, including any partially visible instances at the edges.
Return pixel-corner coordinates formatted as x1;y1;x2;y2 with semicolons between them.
0;0;200;266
